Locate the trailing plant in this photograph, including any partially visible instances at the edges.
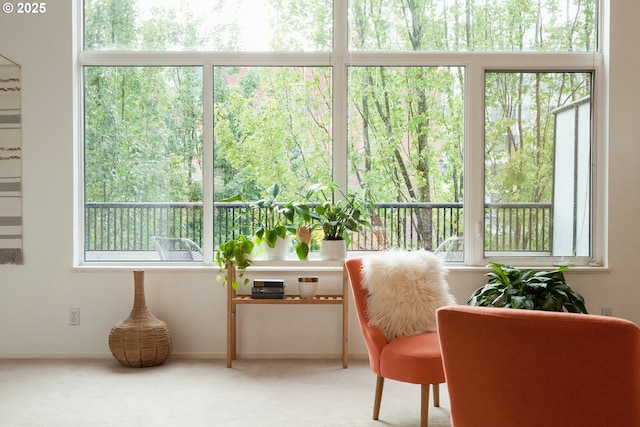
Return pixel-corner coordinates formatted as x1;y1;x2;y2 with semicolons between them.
468;262;588;313
215;235;255;289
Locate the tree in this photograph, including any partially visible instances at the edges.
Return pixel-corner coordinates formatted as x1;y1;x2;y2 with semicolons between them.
83;0;598;252
213;66;333;202
348;0;465;248
84;0;204;204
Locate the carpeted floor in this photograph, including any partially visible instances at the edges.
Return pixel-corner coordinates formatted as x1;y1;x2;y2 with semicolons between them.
0;358;452;427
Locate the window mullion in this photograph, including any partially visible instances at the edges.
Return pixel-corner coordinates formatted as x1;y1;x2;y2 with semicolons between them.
465;60;486;266
333;0;348;191
202;63;214;265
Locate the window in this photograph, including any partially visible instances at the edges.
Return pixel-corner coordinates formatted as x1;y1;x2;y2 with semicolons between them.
347;66;464;252
84;0;332;52
79;0;602;266
484;72;592;259
213;66;333;200
213;66;333;250
83;66;203;261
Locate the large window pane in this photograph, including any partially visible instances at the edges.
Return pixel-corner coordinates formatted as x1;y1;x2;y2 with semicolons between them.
484;71;592;258
80;1;602;266
348;66;464;258
213;67;333;248
349;0;597;52
84;0;332;52
84;66;203;261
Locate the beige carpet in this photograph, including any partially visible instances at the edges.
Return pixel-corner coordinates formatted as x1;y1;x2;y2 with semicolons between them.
0;358;452;427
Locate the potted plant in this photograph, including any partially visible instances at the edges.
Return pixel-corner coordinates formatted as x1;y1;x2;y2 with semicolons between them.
215;235;255;289
282;199;320;261
305;182;373;260
224;184;297;260
468;262;588;313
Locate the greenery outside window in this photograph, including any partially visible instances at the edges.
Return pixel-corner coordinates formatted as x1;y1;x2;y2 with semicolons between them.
347;66;464;255
83;66;203;261
79;0;602;266
84;0;332;52
484;71;592;259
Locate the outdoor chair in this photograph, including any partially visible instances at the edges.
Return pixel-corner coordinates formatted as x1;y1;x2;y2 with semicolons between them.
433;236;463;262
152;236;203;261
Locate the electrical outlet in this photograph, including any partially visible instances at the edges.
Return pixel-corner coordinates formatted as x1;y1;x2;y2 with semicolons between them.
69;307;80;326
601;307;613;317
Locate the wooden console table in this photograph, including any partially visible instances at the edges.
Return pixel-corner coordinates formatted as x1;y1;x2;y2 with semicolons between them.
226;261;348;368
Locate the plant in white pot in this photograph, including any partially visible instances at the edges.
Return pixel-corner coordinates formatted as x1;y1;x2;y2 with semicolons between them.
225;184;296;260
305;182;372;260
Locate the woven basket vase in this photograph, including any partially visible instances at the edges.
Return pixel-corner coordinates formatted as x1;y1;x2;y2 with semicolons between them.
109;270;173;367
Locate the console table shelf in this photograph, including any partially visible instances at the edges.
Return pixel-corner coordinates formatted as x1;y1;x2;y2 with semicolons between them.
226;262;348;368
231;295;345;304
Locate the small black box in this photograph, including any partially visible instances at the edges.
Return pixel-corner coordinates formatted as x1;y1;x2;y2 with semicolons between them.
251;286;285;299
253;279;284;288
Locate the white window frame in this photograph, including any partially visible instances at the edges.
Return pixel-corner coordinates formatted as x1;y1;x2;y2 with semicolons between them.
75;0;606;268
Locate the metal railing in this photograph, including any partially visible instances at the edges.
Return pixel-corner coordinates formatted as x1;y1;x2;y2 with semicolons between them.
85;202;203;252
485;202;552;253
85;201;551;254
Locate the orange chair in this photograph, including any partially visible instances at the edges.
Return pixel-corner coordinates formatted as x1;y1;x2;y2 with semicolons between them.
437;305;640;427
345;257;445;427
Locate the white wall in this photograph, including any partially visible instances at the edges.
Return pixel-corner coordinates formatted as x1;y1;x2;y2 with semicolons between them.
0;1;638;358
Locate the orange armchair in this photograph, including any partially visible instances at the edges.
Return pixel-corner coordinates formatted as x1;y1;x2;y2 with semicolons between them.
437;305;640;427
345;257;445;427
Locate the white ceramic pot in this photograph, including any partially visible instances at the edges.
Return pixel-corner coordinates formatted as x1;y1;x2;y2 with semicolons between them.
319;239;347;261
263;235;290;260
298;276;318;299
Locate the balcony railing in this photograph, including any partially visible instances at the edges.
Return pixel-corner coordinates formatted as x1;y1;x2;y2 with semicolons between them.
85;201;552;257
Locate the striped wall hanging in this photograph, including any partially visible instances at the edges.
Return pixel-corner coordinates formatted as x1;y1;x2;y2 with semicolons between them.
0;55;22;264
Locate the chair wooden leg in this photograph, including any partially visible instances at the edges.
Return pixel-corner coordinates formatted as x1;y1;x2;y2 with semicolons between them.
433;383;440;407
373;375;384;420
420;383;430;427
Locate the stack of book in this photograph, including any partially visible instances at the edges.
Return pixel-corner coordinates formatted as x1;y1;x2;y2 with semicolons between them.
251;279;285;299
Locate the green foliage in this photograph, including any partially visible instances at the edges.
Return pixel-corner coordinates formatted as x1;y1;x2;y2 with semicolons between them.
305;183;373;243
83;0;598;256
84;64;203;204
224;182;372;256
283;202;321;261
295;236;310;260
213;66;332;204
484;72;591;205
468;262;588;313
270;0;332;51
84;0;136;49
345;0;595;248
224;184;298;249
250;184;296;248
84;2;204;205
215;235;255;289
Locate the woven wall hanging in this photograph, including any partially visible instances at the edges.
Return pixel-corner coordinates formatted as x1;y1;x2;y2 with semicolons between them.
0;54;23;264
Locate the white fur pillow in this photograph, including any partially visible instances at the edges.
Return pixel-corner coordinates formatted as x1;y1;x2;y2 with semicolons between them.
361;250;456;340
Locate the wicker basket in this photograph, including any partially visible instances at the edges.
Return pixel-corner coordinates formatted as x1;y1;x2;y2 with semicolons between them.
109;270;173;367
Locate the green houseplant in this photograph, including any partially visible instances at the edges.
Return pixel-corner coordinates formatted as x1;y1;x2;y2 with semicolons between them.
283;200;320;261
250;184;296;250
215;235;255;289
305;182;372;259
468;262;588;313
225;184;297;260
